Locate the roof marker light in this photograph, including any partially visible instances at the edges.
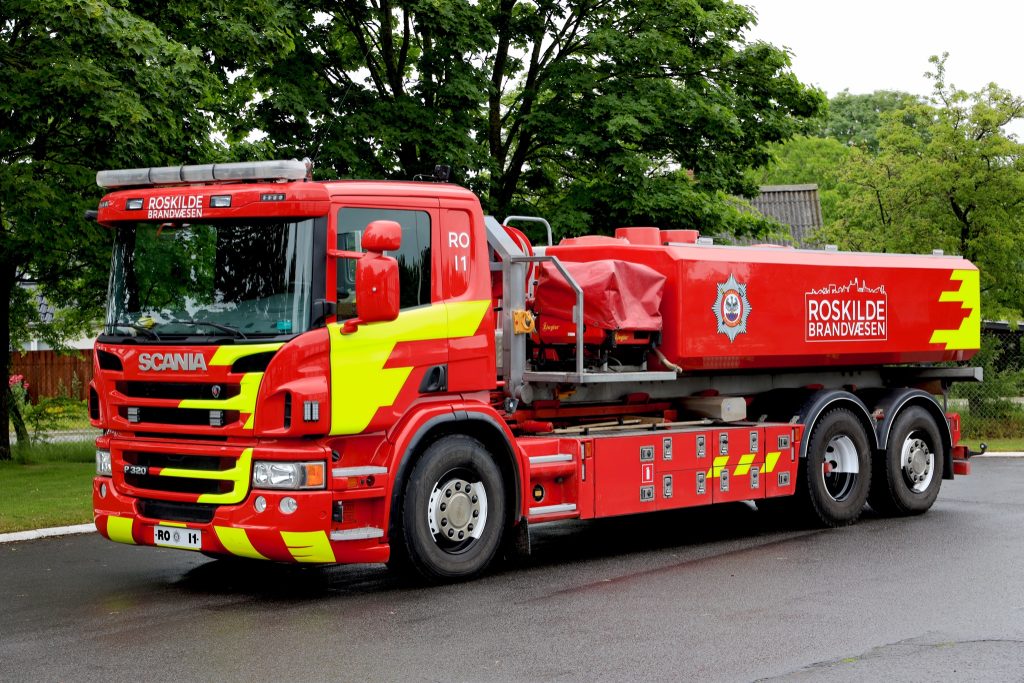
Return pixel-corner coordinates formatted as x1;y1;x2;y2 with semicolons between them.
209;195;232;208
96;159;309;189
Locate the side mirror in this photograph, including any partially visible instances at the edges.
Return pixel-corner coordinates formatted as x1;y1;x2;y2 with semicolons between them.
336;220;402;334
352;256;400;326
363;220;401;252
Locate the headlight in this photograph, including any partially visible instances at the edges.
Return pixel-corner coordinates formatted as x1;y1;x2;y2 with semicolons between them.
96;450;112;477
252;461;325;490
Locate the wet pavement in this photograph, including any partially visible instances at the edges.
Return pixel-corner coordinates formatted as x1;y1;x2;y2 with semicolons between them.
2;458;1022;682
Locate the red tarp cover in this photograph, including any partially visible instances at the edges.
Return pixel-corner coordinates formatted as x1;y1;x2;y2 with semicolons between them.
534;260;666;331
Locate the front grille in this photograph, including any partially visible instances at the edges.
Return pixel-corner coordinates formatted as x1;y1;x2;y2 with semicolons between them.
137;499;217;524
119;406;239;427
125;450;231;471
117;446;249;505
118;381;240;401
125;473;231;495
135;432;228;442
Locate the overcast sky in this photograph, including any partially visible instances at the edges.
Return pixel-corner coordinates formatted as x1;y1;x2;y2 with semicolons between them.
742;0;1024;102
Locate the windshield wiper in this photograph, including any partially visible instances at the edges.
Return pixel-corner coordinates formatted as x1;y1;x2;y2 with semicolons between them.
106;322;162;340
172;319;248;339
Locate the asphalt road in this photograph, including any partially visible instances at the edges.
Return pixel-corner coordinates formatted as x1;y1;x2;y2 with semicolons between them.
2;458;1023;682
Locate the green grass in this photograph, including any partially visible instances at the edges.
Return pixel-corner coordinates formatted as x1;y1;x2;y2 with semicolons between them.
974;437;1024;452
0;440;95;533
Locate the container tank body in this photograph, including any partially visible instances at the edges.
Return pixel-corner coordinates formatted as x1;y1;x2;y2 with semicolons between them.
544;232;979;372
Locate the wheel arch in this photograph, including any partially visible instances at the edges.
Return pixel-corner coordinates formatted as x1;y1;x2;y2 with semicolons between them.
387;407;522;540
796;390;877;458
871;389;953;480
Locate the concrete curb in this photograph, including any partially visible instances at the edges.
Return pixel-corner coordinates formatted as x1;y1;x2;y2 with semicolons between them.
0;523;95;544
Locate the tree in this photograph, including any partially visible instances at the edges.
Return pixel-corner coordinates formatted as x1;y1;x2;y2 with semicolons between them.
0;0;290;459
748;135;853;224
815;55;1024;320
230;0;824;238
812;89;922;152
748;89;927;224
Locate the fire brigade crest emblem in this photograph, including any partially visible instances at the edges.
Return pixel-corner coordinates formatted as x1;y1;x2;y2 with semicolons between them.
713;274;751;342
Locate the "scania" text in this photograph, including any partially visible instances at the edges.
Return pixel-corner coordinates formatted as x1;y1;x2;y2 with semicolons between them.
137;352;208;372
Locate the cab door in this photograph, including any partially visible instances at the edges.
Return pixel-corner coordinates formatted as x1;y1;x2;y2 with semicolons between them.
439;197;495;393
327;198;447;436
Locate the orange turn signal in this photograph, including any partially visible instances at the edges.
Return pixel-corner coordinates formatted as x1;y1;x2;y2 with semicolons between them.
303;462;325;488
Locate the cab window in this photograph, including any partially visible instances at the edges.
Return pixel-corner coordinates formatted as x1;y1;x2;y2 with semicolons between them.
337;208;432;312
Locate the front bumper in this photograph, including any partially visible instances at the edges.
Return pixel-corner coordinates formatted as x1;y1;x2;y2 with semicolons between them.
94;479;389;564
93;434;391;564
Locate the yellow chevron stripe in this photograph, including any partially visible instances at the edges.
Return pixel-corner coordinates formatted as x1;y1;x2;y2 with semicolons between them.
929;269;980;351
709;455;730;479
178;344;282;429
106;516;135;545
734;454;757;476
281;530;336;563
215;527;268;560
208;343;284;366
328;300;490;435
178;372;264;412
765;451;781;473
157;447;253;505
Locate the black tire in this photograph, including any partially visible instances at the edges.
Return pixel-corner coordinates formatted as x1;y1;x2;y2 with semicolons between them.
392;435;506;582
869;406;944;516
800;408;872;527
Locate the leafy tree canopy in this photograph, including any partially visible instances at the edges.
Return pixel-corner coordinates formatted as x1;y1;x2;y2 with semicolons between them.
812;89;922;152
229;0;825;239
815;54;1024;320
748;135;853;224
0;0;291;458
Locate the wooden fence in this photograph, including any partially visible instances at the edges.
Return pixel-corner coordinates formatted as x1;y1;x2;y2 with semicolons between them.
9;351;92;403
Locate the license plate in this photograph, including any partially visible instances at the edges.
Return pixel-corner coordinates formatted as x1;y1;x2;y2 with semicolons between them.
153;525;202;550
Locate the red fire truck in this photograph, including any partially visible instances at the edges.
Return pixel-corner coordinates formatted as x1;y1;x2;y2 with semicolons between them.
89;159;981;580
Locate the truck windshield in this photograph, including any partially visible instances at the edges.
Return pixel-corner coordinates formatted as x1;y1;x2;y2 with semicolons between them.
105;219;315;339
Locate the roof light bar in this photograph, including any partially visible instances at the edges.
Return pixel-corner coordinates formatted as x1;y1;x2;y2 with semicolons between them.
96;159;309;189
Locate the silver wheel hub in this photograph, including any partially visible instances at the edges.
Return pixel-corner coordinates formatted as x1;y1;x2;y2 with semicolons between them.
428;477;488;545
821;434;860;502
901;436;934;492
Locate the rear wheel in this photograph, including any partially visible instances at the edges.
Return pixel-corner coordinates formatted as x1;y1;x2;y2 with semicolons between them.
869;406;944;516
392;435;506;582
801;408;872;527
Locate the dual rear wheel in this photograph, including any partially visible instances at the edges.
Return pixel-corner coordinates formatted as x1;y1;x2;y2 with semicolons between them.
869;406;944;515
800;408;873;526
795;405;944;526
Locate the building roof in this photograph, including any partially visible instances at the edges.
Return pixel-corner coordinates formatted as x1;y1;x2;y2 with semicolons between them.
748;184;823;247
17;282;55;323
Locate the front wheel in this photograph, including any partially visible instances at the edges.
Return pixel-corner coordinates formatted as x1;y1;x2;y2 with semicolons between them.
801;408;872;527
392;435;506;581
869;406;944;516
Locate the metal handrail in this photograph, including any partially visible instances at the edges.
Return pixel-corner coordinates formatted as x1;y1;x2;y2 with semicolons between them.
510;254;584;378
503;215;553;247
